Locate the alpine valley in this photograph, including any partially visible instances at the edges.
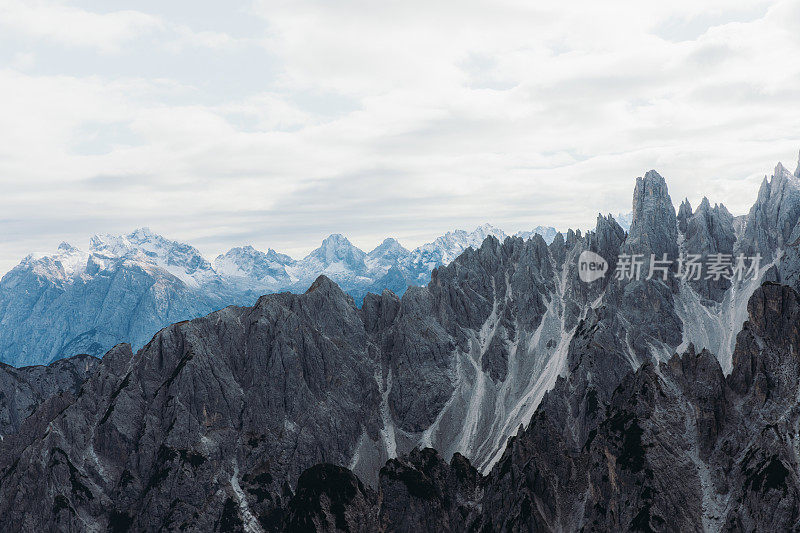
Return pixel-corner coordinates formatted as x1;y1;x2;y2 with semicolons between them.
1;154;800;532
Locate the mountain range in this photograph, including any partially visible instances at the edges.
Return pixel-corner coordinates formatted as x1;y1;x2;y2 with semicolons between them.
1;153;799;531
0;223;568;367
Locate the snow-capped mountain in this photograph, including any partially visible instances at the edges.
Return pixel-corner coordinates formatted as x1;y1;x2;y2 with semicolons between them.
405;223;508;283
514;225;559;244
615;211;633;232
365;238;410;275
0;229;244;367
18;242;91;285
88;227;217;288
214;223;559;298
213;246;296;288
0;223;558;367
289;233;370;286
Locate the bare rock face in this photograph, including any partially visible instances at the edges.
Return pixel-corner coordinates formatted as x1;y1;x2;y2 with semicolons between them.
0;278;384;531
680;197;737;300
470;282;800;532
734;162;800;295
0;220;655;531
738;163;800;261
677;198;692;234
626;170;679;261
0;354;98;438
297;282;800;532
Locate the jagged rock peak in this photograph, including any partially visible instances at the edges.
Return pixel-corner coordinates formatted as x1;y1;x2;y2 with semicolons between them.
738;158;800;258
634;170;671;204
214;245;295;281
585;214;626;261
305;274;341;294
592;213;625;241
88;227;214;275
0;353;100;437
283;463;377;532
770;161;799;188
695;197;731;218
598;212;621;228
795;148;800;178
677;198;692;233
627;169;678;258
479;233;502;249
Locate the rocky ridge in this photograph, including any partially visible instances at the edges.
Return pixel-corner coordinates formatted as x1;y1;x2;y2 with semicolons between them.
1;154;800;530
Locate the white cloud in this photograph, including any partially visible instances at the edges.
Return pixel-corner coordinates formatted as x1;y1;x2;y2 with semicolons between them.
0;0;163;52
1;0;799;276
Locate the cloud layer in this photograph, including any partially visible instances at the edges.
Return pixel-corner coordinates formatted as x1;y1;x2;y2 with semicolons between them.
1;0;799;275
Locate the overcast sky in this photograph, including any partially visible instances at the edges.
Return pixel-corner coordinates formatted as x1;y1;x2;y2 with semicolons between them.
1;0;799;275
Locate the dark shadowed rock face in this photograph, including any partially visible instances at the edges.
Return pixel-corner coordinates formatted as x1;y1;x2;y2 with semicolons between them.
0;171;701;531
677;198;692;234
378;448;480;532
736;163;800;294
282;464;377;533
0;354;98;438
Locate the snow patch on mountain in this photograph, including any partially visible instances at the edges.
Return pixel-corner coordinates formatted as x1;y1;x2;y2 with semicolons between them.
366;238;410;275
21;242;91;283
406;224;507;283
214;246;296;287
89;227;216;288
